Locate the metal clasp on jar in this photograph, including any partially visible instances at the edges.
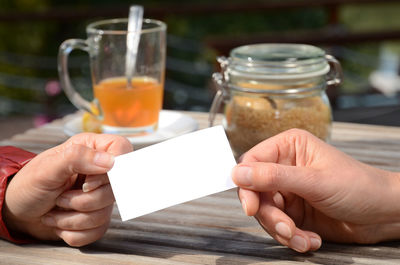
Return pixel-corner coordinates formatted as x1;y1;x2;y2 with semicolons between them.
209;56;230;127
325;54;343;86
209;56;281;126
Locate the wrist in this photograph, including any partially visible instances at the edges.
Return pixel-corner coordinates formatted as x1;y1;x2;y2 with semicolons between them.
374;170;400;223
3;189;49;242
352;169;400;244
3;184;31;237
388;171;400;221
372;170;400;241
4;176;60;242
2;188;37;243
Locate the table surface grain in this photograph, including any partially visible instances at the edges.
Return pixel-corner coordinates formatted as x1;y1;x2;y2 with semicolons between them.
1;110;400;265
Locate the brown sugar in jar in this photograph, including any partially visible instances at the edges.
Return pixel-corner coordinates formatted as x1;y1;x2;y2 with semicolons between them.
225;93;332;156
209;44;342;157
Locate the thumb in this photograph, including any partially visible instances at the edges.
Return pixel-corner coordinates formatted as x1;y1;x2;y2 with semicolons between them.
231;162;319;198
35;143;115;189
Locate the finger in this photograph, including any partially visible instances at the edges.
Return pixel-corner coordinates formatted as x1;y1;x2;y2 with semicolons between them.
237;188;260;216
55;222;110;247
65;133;133;156
289;228;319;253
33;143;115;192
42;205;113;230
303;230;322;251
61;144;115;173
256;193;296;241
272;191;285;211
82;174;109;192
256;193;314;253
232;162;319;199
56;184;114;211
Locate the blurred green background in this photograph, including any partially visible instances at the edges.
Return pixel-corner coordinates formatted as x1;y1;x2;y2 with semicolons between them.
1;0;400;127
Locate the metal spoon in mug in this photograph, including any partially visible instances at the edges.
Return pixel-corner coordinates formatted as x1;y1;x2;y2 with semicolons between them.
125;5;143;89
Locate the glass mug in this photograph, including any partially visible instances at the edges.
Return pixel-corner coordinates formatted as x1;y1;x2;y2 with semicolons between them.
59;18;167;135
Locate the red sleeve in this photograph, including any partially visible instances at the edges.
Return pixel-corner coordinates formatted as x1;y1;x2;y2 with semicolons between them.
0;146;36;243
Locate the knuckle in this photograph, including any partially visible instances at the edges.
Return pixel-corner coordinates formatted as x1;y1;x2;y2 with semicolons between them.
285;128;310;137
86;214;100;228
118;135;132;146
65;144;82;158
284;128;313;142
70;132;95;141
76;199;93;211
253;163;280;190
63;144;94;173
64;144;85;162
89;209;110;228
266;164;280;190
113;135;134;153
59;217;77;230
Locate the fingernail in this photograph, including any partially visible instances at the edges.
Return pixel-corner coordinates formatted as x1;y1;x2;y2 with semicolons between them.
94;152;114;168
56;197;70;208
41;216;55;226
273;192;284;209
240;197;248;216
232;166;252;186
82;179;102;192
275;222;292;238
310;237;321;250
290;235;308;252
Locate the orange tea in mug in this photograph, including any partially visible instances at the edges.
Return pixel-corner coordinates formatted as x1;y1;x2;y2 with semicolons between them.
94;76;163;128
59;18;166;135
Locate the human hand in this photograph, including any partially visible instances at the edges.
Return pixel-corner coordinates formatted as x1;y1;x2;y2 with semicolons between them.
3;133;132;247
231;129;400;253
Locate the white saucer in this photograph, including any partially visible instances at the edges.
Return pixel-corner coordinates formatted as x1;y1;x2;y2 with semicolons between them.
63;110;199;149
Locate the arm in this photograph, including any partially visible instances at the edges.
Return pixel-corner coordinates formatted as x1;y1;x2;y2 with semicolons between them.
231;129;400;252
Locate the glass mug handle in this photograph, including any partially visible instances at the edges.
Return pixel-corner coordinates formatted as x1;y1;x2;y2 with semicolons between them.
58;39;101;118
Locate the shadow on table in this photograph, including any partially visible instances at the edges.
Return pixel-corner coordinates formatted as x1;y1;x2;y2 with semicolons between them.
79;227;400;264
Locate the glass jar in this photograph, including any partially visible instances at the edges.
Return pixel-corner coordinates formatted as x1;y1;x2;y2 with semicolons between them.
209;43;342;157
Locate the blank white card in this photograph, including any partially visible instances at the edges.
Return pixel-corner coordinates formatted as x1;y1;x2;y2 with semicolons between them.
108;125;237;221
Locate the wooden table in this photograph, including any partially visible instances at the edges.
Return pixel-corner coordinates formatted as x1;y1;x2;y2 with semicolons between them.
1;111;400;265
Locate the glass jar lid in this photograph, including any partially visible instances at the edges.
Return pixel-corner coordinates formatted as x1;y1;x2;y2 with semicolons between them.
227;43;330;79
